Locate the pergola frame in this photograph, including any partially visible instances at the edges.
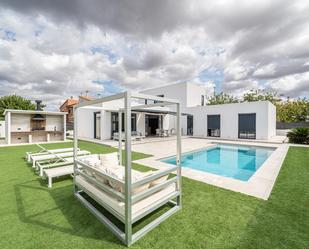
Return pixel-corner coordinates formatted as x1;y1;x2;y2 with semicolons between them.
73;91;182;246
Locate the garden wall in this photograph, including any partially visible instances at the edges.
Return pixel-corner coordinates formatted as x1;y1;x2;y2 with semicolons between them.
277;122;309;129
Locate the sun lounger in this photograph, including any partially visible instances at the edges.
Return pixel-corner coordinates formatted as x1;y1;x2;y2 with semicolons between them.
32;150;90;168
38;159;73;177
44;165;74;188
37;154;91;176
26;148;78;163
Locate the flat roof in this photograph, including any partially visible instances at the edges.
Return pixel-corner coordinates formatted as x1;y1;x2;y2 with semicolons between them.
3;109;67;115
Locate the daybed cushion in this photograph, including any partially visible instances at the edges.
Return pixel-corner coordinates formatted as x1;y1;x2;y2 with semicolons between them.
99;152;119;166
79;154;101;176
75;175;176;221
106;167;153;194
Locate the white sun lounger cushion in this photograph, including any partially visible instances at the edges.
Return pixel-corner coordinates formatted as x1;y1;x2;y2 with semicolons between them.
75;175;176;220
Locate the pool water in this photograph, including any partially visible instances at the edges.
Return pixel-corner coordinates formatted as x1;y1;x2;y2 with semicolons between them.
162;144;275;181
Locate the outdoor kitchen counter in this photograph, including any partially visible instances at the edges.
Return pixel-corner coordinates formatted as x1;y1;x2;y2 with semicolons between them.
11;131;63;135
11;131;64;143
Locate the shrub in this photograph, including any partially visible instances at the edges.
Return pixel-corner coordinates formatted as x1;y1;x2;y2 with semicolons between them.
287;127;309;144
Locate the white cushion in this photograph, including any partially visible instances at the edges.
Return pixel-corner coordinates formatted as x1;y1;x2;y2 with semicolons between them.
106;167;152;194
80;155;101;176
99;153;119;167
93;165;119;185
150;174;169;187
75;175;176;220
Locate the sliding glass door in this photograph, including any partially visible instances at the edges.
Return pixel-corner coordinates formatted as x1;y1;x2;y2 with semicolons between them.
94;112;101;139
111;112;137;137
238;113;256;139
207;115;220;137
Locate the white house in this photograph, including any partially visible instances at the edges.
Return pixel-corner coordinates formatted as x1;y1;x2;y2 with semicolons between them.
76;82;276;141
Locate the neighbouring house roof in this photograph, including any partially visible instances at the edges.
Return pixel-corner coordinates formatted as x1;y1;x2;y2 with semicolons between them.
79;95;93;101
3;109;67;115
60;96;92;110
66;99;78;107
60;99;78;110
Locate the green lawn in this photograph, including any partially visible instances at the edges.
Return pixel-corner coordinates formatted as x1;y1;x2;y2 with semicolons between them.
0;141;308;249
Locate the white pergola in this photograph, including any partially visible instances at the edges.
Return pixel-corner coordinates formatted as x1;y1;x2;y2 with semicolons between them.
73;91;182;246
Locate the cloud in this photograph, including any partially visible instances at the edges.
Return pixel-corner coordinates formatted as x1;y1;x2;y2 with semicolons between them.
0;0;309;110
265;72;309;97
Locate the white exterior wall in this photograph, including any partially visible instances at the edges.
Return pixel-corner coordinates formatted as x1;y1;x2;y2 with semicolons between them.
76;108;95;139
11;114;31;131
0;121;5;138
101;110;111;140
76;109;113;140
187;101;276;140
46;115;63;131
141;82;188;109
186;83;207;107
267;102;276;139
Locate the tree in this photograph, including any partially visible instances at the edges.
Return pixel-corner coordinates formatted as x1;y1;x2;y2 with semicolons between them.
0;95;36;118
276;98;309;122
243;89;280;104
207;92;239;105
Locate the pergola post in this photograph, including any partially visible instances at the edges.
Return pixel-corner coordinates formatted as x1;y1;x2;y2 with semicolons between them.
176;102;182;208
124;91;132;246
118;110;122;166
73;106;78;193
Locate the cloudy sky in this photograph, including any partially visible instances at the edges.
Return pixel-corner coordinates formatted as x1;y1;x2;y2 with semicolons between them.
0;0;309;110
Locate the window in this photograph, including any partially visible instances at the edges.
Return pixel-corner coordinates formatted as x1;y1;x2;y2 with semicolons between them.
238;113;256;139
207;115;220;137
111;112;137;136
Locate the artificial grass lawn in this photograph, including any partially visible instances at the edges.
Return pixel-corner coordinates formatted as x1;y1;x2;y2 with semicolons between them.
0;142;308;249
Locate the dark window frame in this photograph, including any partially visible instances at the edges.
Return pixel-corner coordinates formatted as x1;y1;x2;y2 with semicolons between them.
207;114;221;137
111;112;137;136
238;113;256;139
94;111;101;139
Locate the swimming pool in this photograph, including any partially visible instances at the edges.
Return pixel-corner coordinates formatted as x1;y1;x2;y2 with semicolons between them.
161;144;275;181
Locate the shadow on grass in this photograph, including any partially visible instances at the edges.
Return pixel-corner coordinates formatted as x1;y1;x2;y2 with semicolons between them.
14;180;122;246
14;178;175;247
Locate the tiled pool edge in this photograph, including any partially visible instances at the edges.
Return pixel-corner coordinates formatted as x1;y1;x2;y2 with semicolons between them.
133;143;289;200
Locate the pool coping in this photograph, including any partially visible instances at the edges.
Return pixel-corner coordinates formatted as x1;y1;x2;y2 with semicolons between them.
133;142;289;200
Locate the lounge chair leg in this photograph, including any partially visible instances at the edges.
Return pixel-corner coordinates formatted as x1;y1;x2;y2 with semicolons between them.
48;177;52;188
40;167;43;177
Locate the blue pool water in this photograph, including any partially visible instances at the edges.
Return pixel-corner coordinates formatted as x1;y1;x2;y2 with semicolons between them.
162;144;275;181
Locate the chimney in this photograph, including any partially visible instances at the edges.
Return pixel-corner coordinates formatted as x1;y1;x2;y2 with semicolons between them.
35;100;43;111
